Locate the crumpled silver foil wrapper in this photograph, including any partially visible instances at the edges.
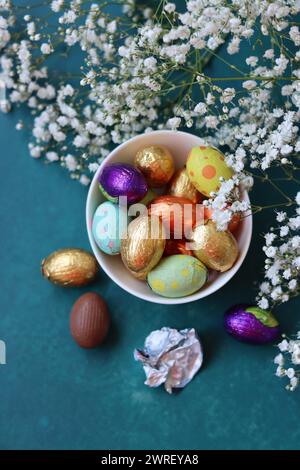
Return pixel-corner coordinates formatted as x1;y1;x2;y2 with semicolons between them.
134;327;203;394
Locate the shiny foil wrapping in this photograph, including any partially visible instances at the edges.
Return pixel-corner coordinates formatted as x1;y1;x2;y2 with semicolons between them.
120;214;165;280
191;220;239;272
134;145;175;187
134;327;203;394
168;168;202;204
164;239;193;257
224;304;280;344
204;207;241;233
148;195;203;239
41;248;98;287
98;163;148;204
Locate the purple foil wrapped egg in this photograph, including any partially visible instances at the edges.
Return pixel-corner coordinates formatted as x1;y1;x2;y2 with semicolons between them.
98;163;148;204
224;304;280;344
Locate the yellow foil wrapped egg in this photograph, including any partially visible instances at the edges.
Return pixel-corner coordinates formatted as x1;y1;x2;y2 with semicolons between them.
168;168;203;204
134;145;175;187
121;214;166;280
41;248;98;287
186;146;233;197
191;220;239;272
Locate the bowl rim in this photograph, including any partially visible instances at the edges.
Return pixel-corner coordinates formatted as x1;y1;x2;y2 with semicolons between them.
86;130;253;305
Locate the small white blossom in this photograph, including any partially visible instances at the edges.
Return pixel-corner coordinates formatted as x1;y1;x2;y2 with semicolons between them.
242;80;257;90
40;43;52;55
164;3;176;14
46;151;59;162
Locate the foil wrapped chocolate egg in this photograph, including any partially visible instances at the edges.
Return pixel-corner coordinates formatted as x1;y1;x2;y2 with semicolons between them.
148;195;204;239
98;163;148;204
186;146;233;197
92;201;130;255
191;220;239;272
224;304;280;344
164;239;193;257
121;214;166;280
41;248;98;287
168;168;203;204
147;254;208;298
134;145;175;187
204;207;241;233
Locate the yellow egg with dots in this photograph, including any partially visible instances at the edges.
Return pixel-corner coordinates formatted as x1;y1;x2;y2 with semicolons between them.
186;146;233;197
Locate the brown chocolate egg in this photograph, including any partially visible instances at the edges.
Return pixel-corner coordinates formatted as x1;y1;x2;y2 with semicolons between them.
121;214;165;280
164;239;193;257
191;220;239;272
148;195;204;239
70;292;110;348
134;145;175;187
168;168;203;204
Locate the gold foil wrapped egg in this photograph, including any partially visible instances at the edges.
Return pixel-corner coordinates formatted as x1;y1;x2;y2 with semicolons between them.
134;145;175;187
191;220;239;272
121;214;166;280
168;168;203;204
41;248;99;287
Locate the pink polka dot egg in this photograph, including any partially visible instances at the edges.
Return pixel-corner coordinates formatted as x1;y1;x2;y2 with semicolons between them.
186;146;233;197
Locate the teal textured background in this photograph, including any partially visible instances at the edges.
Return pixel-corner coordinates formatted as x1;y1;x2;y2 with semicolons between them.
1;4;300;451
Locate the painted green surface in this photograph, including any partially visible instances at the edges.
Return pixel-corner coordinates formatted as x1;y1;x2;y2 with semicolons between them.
1;4;300;451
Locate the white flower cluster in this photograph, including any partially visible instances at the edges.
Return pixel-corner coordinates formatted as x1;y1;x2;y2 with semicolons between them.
1;0;299;185
274;335;300;391
257;192;300;310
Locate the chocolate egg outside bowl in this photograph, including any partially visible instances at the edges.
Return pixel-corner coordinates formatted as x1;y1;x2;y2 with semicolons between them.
70;292;110;348
224;304;280;344
41;248;98;287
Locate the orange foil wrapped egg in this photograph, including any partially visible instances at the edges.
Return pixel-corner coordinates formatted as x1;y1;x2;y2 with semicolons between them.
148;195;205;239
134;145;175;187
164;239;193;257
204;207;241;233
168;168;203;204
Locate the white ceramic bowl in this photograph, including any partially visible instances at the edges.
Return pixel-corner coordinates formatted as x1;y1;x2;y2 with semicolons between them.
86;130;252;304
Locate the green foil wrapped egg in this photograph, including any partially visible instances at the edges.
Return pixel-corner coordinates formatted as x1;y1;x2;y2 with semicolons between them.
186;146;233;197
147;254;208;298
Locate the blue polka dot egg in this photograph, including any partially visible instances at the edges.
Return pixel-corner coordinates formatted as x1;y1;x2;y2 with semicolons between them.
92;201;130;255
147;254;208;298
